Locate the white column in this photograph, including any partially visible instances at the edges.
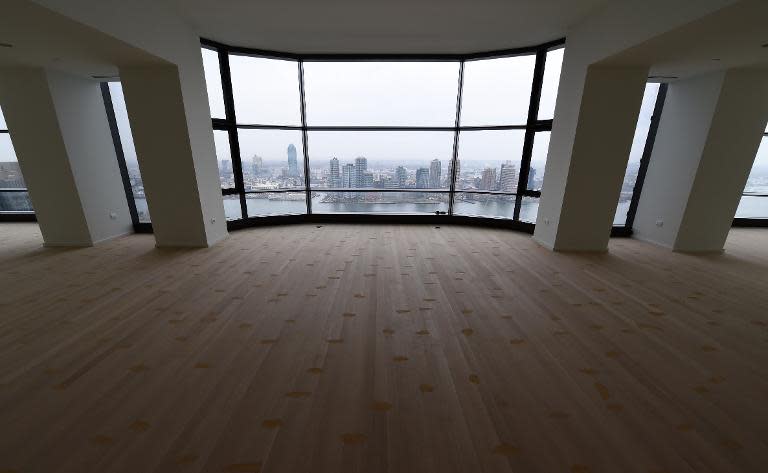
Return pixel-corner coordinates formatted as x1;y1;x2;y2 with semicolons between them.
633;69;768;252
120;60;227;248
534;61;649;252
0;67;133;246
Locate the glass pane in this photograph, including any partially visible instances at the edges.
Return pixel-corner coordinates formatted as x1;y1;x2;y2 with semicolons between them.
307;131;454;190
453;193;515;219
223;195;242;221
737;136;768;218
0;190;33;212
238;129;305;190
0;105;6;129
537;48;564;120
735;196;768;219
109;82;150;223
460;55;535;126
519;196;539;223
201;48;226;119
214;130;234;189
303;62;459;126
229;55;301;125
528;131;550;191
742;136;768;194
312;191;448;214
247;193;307;216
456;130;525;191
614;83;660;226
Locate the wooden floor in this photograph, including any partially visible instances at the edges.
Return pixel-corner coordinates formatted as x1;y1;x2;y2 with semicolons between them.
0;223;767;473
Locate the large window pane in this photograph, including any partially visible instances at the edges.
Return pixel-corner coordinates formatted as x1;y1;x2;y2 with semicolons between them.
614;83;660;226
247;193;307;217
201;48;226;119
303;62;459;126
736;136;768;218
528;131;550;191
108;82;150;223
519;196;540;223
229;55;301;125
223;195;242;221
307;131;454;191
0;190;33;212
0;105;6;129
456;130;525;191
453;193;515;219
214;130;234;189
312;191;448;214
460;55;535;126
238;129;305;190
537;48;564;120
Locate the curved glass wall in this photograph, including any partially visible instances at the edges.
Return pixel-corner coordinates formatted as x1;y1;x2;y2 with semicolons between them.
735;131;768;220
0;106;34;214
201;40;565;227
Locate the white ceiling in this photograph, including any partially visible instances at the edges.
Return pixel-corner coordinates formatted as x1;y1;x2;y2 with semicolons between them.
168;0;610;53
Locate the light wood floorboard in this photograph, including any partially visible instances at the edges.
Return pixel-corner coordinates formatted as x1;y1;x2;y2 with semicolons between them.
0;223;767;473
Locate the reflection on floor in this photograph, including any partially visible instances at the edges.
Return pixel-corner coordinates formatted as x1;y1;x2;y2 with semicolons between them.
0;223;767;473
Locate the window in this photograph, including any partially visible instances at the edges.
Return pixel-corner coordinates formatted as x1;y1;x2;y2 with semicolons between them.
201;47;226;119
736;133;768;219
200;40;563;226
537;48;564;120
105;82;151;224
0;106;34;213
614;83;661;226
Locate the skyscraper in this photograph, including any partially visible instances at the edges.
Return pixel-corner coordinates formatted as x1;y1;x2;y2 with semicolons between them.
480;167;497;191
354;157;368;187
342;163;355;199
395;166;407;188
429;159;441;188
220;159;231;174
252;155;262;176
416;168;430;189
329;157;341;188
287;144;299;177
498;161;518;193
527;167;537;189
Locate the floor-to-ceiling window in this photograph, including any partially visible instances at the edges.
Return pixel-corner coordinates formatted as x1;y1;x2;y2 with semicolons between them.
613;82;667;229
0;106;34;215
200;40;564;228
735;126;768;220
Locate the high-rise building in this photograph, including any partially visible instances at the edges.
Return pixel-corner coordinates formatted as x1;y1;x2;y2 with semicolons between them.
498;161;518;192
220;159;232;174
395;166;407;188
480;167;497;191
329;157;341;188
252;155;262;176
415;168;430;189
342;163;355;199
287;144;299;177
527;167;537;189
354;157;368;187
362;172;374;188
429;159;441;188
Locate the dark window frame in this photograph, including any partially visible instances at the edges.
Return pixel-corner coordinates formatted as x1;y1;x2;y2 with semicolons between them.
201;37;564;229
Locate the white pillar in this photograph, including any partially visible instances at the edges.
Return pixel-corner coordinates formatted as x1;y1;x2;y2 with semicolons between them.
633;69;768;252
120;61;227;247
534;62;648;252
0;67;133;246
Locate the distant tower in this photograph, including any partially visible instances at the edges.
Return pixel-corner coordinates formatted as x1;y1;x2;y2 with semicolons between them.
415;168;430;189
329;157;341;188
395;166;407;188
220;159;232;174
287;144;299;177
527;167;537;189
252;155;263;176
354;157;367;187
480;167;497;191
342;163;356;199
429;159;441;188
498;161;518;192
